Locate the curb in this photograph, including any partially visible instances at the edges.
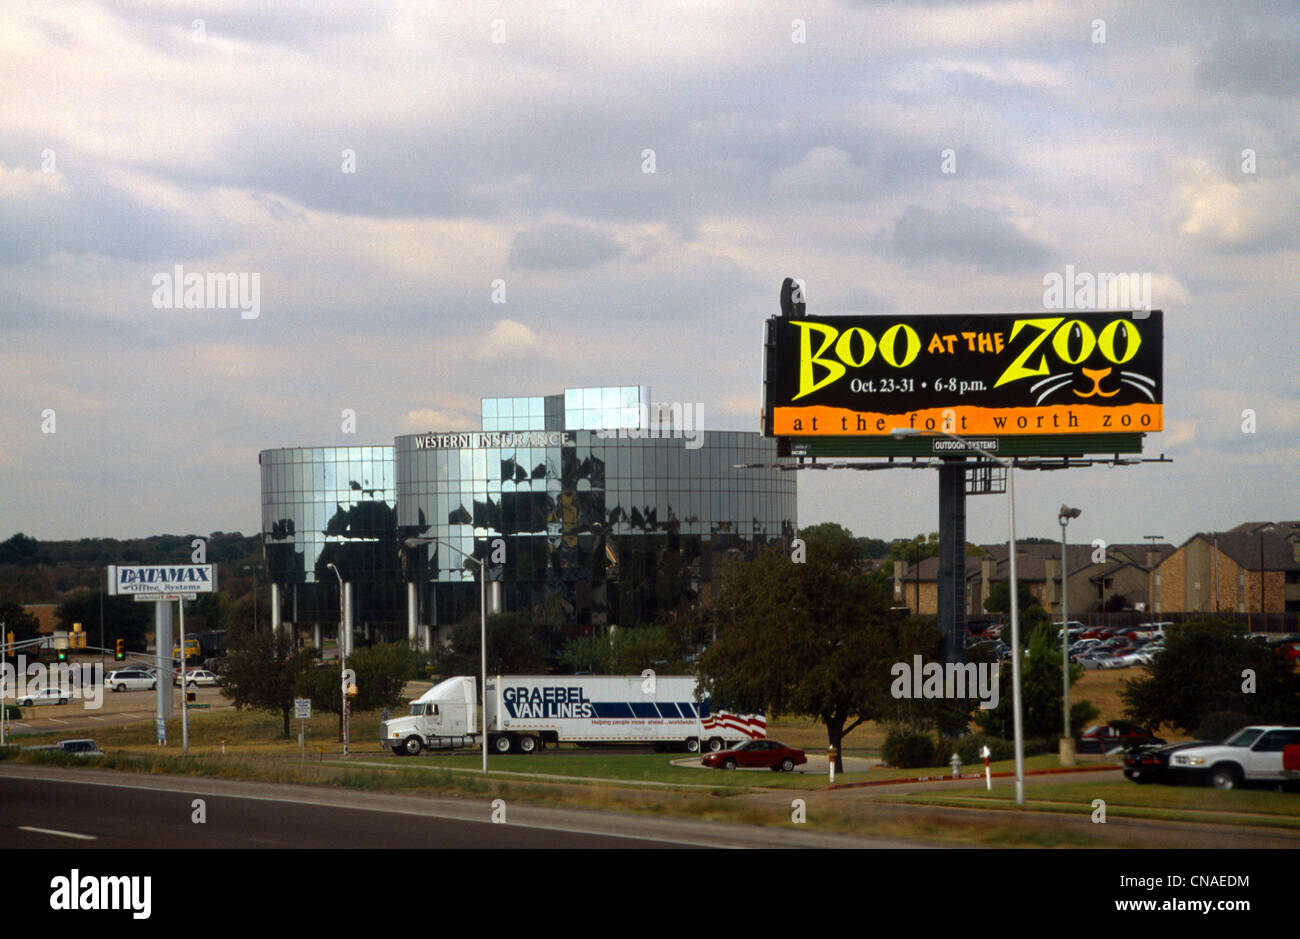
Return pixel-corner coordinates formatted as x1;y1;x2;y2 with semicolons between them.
821;763;1120;790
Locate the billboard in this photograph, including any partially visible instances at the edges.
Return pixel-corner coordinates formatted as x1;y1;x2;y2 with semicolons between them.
763;311;1162;438
107;564;217;597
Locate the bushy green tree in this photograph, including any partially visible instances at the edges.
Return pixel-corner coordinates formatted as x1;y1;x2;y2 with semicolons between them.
696;544;940;772
297;643;425;739
435;611;550;677
975;623;1098;739
0;597;41;645
220;629;317;738
1122;619;1300;733
557;624;691;674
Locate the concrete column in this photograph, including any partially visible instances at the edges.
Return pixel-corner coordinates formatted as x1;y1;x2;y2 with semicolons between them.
937;459;967;665
270;582;281;635
155;601;173;720
407;582;418;646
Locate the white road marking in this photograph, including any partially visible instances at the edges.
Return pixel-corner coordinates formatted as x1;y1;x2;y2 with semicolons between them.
47;718;67;724
87;716;105;721
18;826;96;841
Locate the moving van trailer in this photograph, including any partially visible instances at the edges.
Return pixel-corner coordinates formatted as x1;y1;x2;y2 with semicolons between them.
380;674;765;756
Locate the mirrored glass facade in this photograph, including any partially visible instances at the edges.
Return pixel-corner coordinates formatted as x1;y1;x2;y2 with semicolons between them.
260;386;796;640
259;445;402;626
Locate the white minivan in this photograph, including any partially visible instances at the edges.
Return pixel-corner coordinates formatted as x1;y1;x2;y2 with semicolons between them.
105;669;157;692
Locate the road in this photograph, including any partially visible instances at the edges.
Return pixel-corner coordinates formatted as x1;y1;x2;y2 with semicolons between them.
0;765;939;849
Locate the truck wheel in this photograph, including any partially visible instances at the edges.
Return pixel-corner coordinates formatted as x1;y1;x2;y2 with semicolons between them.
494;734;513;754
1210;764;1242;790
402;736;423;756
780;757;796;772
684;738;700;753
707;737;725;753
518;735;538;754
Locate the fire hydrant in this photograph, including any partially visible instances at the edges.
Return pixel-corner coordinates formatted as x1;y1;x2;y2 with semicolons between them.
950;752;963;778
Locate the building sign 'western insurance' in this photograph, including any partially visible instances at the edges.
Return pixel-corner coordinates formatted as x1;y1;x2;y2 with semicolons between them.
413;431;575;450
763;311;1162;436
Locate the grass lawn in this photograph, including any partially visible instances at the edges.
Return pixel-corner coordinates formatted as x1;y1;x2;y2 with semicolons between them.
891;779;1300;828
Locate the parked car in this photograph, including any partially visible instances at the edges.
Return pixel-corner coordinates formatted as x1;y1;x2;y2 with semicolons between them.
16;688;69;707
173;669;219;687
1124;741;1211;784
702;739;807;772
1077;722;1165;754
105;669;157;692
23;738;104;757
1168;726;1300;789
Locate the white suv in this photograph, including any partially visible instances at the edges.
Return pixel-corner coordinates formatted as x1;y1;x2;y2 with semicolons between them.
105;669;157;692
1168;726;1300;789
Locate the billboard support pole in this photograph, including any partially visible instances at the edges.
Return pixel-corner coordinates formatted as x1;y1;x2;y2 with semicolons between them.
937;458;967;669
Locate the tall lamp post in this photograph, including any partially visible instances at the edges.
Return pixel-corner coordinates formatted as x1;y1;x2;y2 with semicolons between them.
326;562;349;756
405;536;490;774
892;426;1025;805
1058;505;1081;741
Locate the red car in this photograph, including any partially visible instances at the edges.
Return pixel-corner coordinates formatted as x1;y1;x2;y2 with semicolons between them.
702;739;807;772
1078;721;1165;754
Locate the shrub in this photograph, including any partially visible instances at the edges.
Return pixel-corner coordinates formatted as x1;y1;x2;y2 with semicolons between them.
882;729;936;768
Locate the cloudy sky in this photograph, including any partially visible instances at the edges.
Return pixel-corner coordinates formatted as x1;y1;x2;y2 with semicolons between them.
1;0;1296;549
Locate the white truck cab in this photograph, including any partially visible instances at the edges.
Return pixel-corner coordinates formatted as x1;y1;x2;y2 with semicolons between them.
381;676;479;755
1168;725;1300;789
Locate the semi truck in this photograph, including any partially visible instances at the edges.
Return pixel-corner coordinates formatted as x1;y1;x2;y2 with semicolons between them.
380;674;766;756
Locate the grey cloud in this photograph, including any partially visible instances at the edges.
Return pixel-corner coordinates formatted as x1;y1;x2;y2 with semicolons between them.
888;203;1049;272
1195;32;1300;97
508;223;623;270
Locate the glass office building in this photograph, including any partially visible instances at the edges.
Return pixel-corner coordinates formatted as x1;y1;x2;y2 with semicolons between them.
260;386;795;645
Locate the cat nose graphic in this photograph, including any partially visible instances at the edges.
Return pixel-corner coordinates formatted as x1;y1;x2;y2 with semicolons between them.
1074;367;1117;398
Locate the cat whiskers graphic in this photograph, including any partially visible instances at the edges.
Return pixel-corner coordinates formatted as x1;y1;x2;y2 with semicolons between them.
1031;369;1157;405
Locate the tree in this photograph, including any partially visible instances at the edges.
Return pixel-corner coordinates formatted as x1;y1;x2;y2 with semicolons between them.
557;624;692;674
297;643;425;740
435;611;550;677
0;597;41;644
975;623;1098;739
220;629;317;738
696;544;940;772
1121;619;1300;733
983;580;1050;632
799;522;865;564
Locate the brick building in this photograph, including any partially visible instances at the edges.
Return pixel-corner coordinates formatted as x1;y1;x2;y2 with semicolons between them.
1150;521;1300;616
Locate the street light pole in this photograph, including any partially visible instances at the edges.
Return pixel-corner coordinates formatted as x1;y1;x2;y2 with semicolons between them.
405;536;490;774
326;562;348;756
1058;506;1081;740
892;426;1025;805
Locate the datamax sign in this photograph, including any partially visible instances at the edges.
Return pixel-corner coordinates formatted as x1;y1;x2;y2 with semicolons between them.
762;311;1162;437
107;564;217;596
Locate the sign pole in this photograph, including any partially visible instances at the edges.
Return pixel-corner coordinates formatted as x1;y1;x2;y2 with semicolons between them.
179;597;189;756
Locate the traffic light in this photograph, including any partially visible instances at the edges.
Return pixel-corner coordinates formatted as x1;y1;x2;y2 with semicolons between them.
115;639;126;661
57;648;68;662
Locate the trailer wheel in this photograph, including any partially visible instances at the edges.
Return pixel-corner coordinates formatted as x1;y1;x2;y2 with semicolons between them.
707;737;725;753
684;738;700;753
402;736;423;756
518;735;538;754
493;734;513;754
